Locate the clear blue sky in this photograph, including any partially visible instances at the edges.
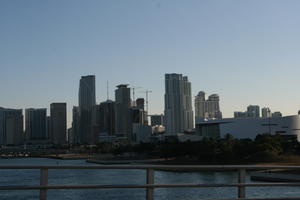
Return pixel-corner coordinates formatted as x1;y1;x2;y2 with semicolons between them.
1;0;300;127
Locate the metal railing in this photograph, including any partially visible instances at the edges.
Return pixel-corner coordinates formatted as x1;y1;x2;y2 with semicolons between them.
0;165;300;200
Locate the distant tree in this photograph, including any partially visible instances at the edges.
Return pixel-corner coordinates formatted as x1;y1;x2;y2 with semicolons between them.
254;134;283;154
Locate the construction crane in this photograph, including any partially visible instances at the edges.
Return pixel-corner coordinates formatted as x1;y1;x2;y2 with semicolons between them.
139;90;152;114
131;86;142;106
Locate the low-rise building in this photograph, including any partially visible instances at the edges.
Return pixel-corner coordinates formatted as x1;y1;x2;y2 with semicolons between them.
196;115;300;141
132;123;152;143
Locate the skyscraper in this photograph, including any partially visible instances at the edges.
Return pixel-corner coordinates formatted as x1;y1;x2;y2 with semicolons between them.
262;107;272;118
79;75;96;111
136;98;148;125
0;108;5;145
50;103;67;145
234;105;261;118
164;73;194;134
78;75;96;144
0;108;23;145
247;105;260;118
92;100;116;136
72;106;80;144
115;84;131;138
195;91;222;121
25;108;47;141
100;100;116;136
136;98;145;110
194;91;206;120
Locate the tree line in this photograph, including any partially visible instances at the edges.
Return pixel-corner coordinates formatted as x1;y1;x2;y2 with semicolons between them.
95;134;300;164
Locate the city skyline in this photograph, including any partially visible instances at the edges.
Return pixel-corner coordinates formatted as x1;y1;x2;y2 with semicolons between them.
2;1;300;127
1;73;299;128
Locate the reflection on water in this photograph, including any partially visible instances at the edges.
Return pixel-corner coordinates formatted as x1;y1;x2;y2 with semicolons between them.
0;158;299;200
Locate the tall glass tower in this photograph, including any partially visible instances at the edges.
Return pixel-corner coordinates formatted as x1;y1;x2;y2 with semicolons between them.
115;84;131;138
79;75;96;111
78;75;96;144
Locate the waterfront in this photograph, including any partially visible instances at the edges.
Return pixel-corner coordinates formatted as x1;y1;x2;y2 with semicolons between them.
0;159;300;199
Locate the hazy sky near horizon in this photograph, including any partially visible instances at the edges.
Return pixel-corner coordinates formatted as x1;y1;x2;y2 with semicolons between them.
1;0;300;127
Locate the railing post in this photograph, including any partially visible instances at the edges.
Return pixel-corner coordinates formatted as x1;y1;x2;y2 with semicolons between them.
238;168;246;199
146;168;154;200
40;168;48;200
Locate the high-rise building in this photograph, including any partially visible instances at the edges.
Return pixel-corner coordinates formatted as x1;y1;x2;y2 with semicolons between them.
130;107;144;124
0;108;5;145
46;116;51;141
234;111;248;118
136;98;145;110
234;105;260;118
67;128;72;144
195;91;222;121
262;107;272;118
72;106;80;144
50;103;67;145
78;75;96;144
115;84;131;138
25;108;47;141
247;105;260;118
136;98;148;125
91;104;101;137
164;73;194;134
79;75;96;111
93;100;116;137
0;108;23;145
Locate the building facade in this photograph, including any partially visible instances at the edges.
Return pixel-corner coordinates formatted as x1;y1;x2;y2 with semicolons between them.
115;84;131;138
92;100;116;137
136;98;148;125
25;108;47;141
196;115;300;141
50;103;67;145
150;114;164;126
195;91;222;121
132;123;152;143
0;108;23;145
79;75;96;110
272;112;283;117
262;107;272;118
78;75;96;144
247;105;260;118
164;73;194;134
71;106;80;144
234;105;260;118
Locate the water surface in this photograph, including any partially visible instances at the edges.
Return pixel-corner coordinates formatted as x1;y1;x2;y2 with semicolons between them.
0;158;299;200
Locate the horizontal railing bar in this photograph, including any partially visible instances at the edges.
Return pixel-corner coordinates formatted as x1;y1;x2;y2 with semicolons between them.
0;165;300;170
1;165;300;200
198;198;300;200
2;183;300;190
239;198;300;200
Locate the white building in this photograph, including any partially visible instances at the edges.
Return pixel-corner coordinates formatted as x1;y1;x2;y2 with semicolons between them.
195;91;222;121
196;115;300;141
262;107;272;118
164;73;194;134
